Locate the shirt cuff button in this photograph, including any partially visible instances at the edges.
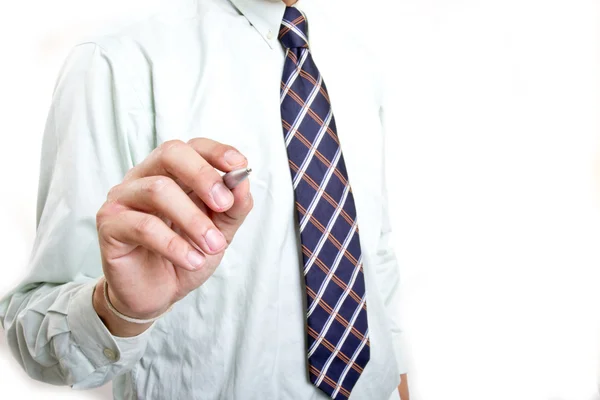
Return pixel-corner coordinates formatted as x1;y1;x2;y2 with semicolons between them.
103;348;118;362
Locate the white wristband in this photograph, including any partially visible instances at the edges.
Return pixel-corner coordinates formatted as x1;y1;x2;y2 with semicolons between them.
103;279;173;324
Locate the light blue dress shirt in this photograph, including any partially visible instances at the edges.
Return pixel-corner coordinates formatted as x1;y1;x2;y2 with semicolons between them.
0;0;406;398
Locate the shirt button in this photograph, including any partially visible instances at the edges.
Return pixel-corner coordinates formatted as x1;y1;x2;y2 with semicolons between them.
267;30;274;40
103;348;118;362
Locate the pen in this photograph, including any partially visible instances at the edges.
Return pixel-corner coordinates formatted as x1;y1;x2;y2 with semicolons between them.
223;167;252;189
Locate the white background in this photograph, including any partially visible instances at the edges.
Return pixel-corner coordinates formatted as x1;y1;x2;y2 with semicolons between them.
0;0;599;399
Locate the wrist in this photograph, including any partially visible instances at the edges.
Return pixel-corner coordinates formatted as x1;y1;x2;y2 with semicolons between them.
92;277;154;337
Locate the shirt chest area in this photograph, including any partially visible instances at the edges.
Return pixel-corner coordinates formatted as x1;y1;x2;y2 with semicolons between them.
144;33;385;252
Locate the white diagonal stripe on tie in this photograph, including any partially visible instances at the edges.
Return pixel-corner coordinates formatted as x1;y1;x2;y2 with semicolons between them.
293;110;333;189
332;329;370;399
308;255;363;356
281;48;310;104
315;296;367;387
302;177;348;274
281;19;309;45
299;147;341;232
285;72;323;145
307;223;358;317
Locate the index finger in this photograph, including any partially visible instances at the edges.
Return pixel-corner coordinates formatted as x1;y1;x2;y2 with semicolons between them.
124;139;247;212
187;137;248;173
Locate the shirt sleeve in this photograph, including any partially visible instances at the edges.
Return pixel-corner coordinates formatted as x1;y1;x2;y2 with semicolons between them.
373;63;409;376
0;42;154;389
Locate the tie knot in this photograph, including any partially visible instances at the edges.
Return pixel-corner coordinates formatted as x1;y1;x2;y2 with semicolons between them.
278;7;309;49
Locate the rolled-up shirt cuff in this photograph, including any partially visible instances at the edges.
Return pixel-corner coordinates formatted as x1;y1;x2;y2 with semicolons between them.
66;281;154;375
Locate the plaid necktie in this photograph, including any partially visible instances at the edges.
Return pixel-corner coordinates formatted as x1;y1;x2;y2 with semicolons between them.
278;7;370;399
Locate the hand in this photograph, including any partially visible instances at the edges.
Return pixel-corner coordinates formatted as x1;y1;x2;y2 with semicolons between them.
92;139;253;336
398;374;409;400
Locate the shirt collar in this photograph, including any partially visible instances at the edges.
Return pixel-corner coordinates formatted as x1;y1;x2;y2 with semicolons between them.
228;0;305;49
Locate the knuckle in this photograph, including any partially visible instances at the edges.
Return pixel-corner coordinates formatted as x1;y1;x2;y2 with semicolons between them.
158;140;186;162
96;211;108;237
97;223;108;242
195;162;212;179
134;215;157;238
96;202;121;227
123;165;136;181
143;177;175;199
165;235;181;256
106;184;121;202
96;205;108;226
187;137;205;147
96;203;129;246
96;209;115;241
160;139;186;151
97;220;113;243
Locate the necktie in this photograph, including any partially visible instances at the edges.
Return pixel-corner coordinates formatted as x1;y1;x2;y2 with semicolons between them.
278;7;370;399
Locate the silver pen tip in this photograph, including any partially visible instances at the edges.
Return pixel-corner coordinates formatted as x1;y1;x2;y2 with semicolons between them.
246;168;252;174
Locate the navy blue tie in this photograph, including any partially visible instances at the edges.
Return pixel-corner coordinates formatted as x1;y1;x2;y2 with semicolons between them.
278;7;370;399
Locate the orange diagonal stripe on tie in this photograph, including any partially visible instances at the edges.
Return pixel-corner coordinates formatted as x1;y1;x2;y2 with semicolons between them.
305;280;368;344
292;130;350;187
299;69;331;104
307;326;364;374
278;15;305;39
281;86;340;145
296;232;366;308
295;201;360;268
286;148;358;231
309;365;351;398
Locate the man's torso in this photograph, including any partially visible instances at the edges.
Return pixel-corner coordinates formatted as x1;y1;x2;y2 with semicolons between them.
89;0;399;398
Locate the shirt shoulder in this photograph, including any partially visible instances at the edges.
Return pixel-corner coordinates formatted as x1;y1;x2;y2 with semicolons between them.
69;0;236;108
83;0;227;53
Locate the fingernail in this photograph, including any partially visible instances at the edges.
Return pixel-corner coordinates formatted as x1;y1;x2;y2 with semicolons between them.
205;229;227;252
211;182;234;209
187;250;205;269
224;150;246;166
